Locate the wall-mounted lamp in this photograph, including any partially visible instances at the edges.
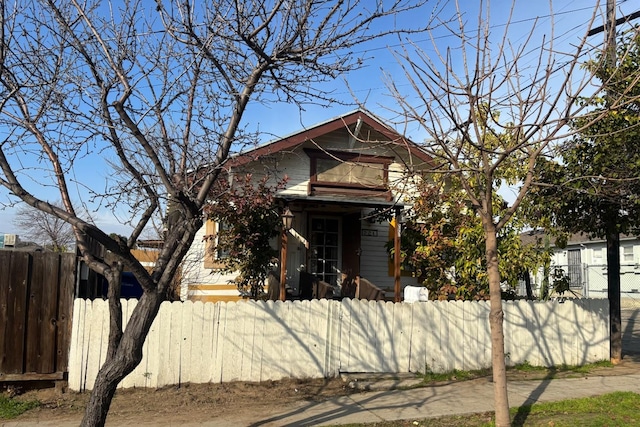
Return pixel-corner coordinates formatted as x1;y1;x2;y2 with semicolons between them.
279;206;294;302
281;206;294;231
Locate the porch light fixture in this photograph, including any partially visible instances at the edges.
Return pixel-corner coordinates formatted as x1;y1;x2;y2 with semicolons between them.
281;207;294;230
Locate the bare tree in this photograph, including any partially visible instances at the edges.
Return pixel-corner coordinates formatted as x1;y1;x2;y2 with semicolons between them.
0;1;431;425
13;201;75;251
384;2;632;425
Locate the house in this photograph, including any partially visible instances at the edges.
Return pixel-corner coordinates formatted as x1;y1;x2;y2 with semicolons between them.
522;231;640;301
181;110;434;303
75;239;162;299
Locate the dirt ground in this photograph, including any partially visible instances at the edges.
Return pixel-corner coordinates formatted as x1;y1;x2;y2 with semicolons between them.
8;377;355;425
6;358;640;425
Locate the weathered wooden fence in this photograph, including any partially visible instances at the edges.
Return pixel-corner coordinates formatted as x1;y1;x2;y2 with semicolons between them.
68;298;610;391
0;251;76;381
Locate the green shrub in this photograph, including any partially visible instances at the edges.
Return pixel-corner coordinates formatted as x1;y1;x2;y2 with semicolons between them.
0;394;40;419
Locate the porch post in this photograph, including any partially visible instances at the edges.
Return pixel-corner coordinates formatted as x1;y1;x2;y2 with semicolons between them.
394;207;401;302
280;230;288;301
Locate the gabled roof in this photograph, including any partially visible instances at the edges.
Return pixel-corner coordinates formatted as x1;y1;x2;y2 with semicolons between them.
228;109;434;167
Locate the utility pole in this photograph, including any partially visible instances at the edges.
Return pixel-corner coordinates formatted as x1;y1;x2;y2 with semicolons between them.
586;0;639;365
604;0;622;364
585;2;640;365
605;0;616;66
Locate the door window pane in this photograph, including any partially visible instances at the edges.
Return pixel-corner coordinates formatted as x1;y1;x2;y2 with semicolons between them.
326;219;339;232
324;247;338;260
326;233;339;247
309;217;341;286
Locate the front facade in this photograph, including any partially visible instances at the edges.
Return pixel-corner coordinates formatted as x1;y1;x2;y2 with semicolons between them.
550;234;640;299
523;232;640;301
181;110;433;303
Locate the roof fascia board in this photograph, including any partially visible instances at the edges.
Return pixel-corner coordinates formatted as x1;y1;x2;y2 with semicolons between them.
227;110;433;168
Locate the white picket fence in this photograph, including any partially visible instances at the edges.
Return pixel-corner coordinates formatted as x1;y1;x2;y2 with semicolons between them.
68;298;610;391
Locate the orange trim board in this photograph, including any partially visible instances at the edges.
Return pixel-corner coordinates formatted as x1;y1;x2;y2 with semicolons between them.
188;284;275;291
188;284;239;291
188;295;243;303
229;110;434;168
387;219;415;278
131;249;159;263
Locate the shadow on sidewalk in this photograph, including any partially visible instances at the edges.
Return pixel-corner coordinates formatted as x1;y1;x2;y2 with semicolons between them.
622;308;640;357
247;391;426;427
247;382;461;427
511;371;555;426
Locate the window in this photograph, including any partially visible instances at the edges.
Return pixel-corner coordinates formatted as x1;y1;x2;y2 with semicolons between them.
216;221;231;260
316;158;385;187
204;219;229;269
623;246;634;263
592;248;604;265
305;149;392;200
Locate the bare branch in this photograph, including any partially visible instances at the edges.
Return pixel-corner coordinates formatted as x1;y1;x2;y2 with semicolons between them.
0;2;437;424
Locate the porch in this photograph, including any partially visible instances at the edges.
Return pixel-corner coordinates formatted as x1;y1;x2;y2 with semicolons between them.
275;196;414;302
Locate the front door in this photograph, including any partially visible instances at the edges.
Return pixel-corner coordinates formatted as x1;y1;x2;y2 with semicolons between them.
567;249;582;288
342;213;361;276
309;217;341;285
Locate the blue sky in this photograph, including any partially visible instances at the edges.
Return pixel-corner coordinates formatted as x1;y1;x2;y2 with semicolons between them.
1;0;637;239
234;0;637;146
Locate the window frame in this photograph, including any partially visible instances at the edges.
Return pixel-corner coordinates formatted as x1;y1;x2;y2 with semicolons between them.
305;148;393;200
204;219;230;269
592;247;604;265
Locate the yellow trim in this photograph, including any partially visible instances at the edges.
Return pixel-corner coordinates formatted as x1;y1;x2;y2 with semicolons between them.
188;284;238;291
188;295;244;303
203;219;216;269
388;218;413;277
131;249;159;264
203;219;229;269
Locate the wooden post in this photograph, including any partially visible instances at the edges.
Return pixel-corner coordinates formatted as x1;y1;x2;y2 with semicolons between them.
279;230;288;301
394;207;401;302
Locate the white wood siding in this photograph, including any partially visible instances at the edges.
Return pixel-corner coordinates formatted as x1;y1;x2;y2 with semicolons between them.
180;222;242;302
359;212;420;291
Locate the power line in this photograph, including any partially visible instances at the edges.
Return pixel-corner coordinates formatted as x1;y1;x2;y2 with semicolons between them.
587;9;640;35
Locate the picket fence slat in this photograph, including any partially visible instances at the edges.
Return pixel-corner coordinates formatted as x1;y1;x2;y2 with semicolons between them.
67;298;611;391
66;298;83;391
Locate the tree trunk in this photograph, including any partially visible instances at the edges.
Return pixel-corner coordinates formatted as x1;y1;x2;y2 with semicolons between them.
81;368;119;427
482;219;511;427
606;219;622;363
524;270;534;300
104;260;124;359
80;291;164;426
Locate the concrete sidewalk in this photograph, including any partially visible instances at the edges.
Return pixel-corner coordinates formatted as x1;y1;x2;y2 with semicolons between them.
3;360;640;427
238;365;640;426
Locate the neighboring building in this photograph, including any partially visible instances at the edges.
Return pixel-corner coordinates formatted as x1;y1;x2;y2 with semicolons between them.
0;234;52;252
523;231;640;300
181;110;433;303
76;239;161;299
0;233;19;248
